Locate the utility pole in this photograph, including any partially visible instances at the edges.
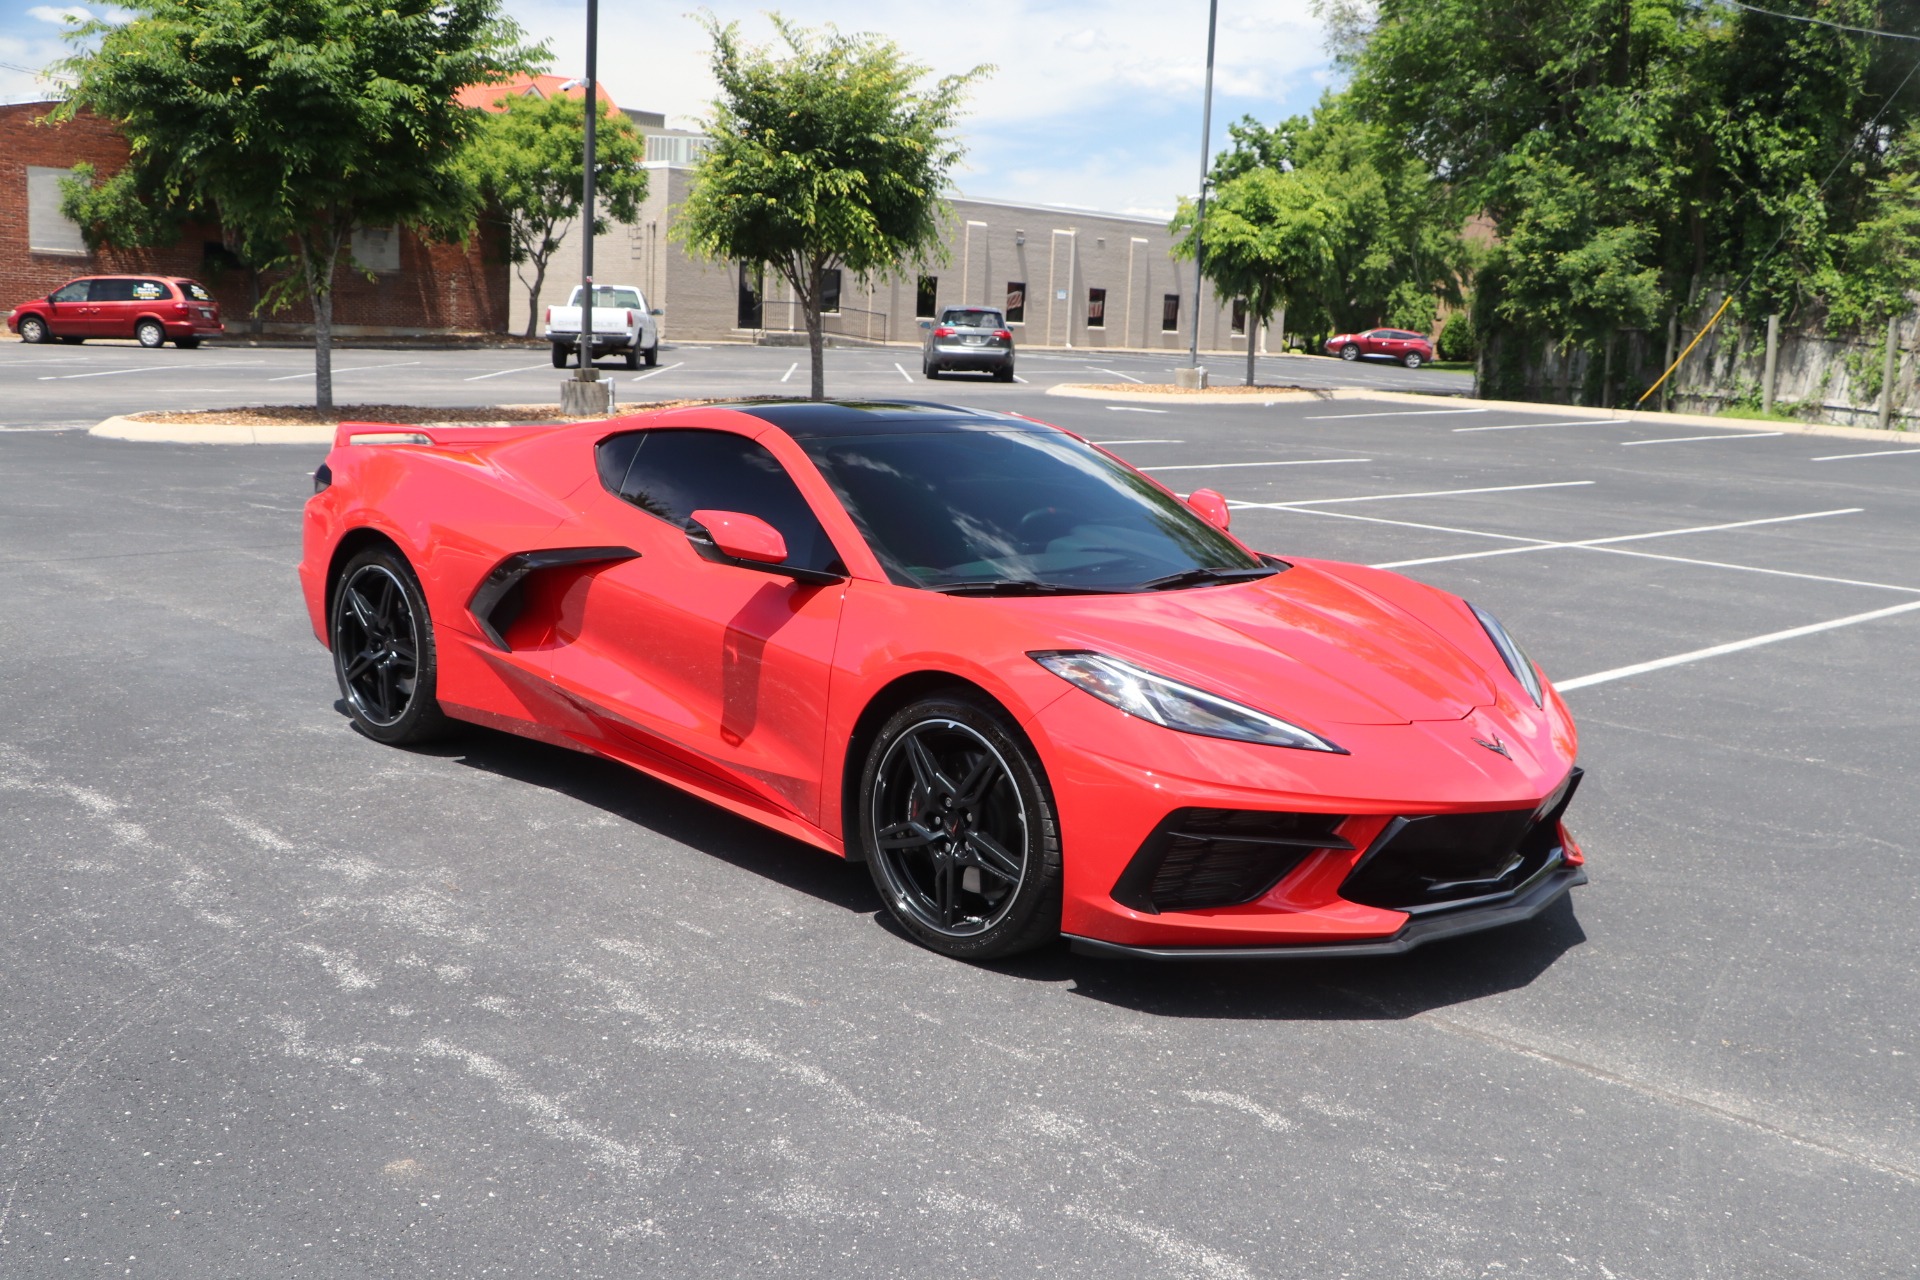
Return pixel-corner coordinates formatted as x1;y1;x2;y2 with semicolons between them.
1177;0;1218;389
1762;313;1780;416
563;0;611;413
1878;316;1899;432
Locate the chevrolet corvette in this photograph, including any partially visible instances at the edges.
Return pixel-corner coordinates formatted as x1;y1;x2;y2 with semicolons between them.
299;400;1584;961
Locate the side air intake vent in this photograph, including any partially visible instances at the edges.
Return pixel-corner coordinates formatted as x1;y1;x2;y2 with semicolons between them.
467;546;639;650
1112;809;1352;914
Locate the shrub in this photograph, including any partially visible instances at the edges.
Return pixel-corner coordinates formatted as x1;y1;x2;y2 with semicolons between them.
1436;310;1479;362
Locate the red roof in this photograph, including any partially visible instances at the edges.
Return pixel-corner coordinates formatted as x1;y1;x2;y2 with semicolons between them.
456;74;620;114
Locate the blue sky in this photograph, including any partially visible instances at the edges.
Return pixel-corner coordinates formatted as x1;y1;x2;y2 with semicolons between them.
2;1;1340;218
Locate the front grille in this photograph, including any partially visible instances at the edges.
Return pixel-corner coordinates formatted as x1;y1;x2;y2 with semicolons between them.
1112;808;1352;914
1339;768;1582;914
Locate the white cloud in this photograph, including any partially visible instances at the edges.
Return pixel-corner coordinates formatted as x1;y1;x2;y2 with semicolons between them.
26;5;93;24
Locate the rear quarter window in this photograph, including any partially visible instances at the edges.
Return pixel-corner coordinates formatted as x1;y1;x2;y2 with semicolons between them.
181;282;212;302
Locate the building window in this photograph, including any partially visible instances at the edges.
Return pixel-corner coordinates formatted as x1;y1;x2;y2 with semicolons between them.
915;276;938;318
820;268;842;315
27;166;88;256
1005;282;1026;325
1162;294;1181;333
1231;298;1247;337
350;225;401;273
736;262;763;329
1087;287;1106;329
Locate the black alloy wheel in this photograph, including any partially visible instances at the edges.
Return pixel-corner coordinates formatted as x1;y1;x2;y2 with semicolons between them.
860;696;1061;959
18;315;48;344
135;319;165;348
1340;343;1360;361
330;547;447;744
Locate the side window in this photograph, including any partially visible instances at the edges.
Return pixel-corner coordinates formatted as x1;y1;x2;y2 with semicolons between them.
597;429;842;574
131;279;169;302
48;281;89;303
89;279;135;302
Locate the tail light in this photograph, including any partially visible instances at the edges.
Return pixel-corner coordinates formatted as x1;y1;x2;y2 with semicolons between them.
544;307;551;325
933;326;956;338
993;329;1012;341
625;310;634;325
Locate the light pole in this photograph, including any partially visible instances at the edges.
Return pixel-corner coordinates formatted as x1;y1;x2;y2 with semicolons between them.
1183;0;1218;385
563;0;611;412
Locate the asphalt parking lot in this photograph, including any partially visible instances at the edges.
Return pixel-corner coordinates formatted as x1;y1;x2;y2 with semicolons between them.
0;336;1470;428
3;342;1917;1277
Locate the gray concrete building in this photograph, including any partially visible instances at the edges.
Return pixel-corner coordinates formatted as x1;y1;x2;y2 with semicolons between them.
512;120;1249;355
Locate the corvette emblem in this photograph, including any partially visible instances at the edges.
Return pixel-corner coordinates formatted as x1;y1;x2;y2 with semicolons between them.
1471;734;1512;759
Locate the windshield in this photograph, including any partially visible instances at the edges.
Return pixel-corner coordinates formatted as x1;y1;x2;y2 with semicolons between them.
797;427;1265;592
577;286;643;309
939;309;1004;329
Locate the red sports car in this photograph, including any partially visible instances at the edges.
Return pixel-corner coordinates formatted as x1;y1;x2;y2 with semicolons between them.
300;401;1583;961
1323;328;1434;368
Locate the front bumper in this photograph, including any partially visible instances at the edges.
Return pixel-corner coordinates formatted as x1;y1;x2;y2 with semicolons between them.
1066;861;1585;960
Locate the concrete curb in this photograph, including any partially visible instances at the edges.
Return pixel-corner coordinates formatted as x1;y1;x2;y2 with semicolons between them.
1044;383;1920;444
90;415;337;445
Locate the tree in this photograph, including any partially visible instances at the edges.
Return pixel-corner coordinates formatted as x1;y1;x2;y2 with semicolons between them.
56;0;542;411
463;91;649;337
1172;168;1339;385
674;16;986;400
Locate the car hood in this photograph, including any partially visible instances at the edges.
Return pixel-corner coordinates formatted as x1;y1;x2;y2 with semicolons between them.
1029;562;1499;726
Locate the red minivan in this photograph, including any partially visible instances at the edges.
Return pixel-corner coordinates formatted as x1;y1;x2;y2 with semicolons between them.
7;275;225;348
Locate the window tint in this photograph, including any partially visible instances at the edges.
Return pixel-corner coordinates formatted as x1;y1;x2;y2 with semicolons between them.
89;279;135;302
48;281;88;303
131;279;169;301
597;429;841;574
938;309;1003;329
181;281;212;302
798;428;1261;591
582;286;643;309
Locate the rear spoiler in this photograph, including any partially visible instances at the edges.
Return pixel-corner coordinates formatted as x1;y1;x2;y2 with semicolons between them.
332;421;554;450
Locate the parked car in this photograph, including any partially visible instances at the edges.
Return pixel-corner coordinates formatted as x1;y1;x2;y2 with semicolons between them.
300;399;1584;963
1323;328;1434;368
545;284;661;370
7;275;224;348
921;306;1015;381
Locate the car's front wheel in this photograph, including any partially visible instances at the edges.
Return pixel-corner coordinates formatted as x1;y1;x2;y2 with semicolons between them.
18;315;48;344
1340;344;1360;361
643;343;658;368
858;694;1062;960
135;320;165;348
330;546;448;745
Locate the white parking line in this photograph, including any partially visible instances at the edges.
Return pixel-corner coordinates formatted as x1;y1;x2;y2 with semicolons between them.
1142;458;1371;471
893;362;913;382
629;361;684;381
1099;368;1145;384
1234;480;1595;508
1304;408;1489;419
1811;447;1920;461
1012;374;1028;384
1622;431;1783;446
781;362;797;384
1583;544;1920;596
464;362;554;381
1089;438;1185;445
1557;600;1920;692
1454;419;1627;433
267;361;422;382
1106;406;1168;414
38;363;266;381
1367;509;1861;569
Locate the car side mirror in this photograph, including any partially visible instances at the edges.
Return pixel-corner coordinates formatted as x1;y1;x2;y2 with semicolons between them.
649;308;663;316
1186;488;1231;532
692;509;786;564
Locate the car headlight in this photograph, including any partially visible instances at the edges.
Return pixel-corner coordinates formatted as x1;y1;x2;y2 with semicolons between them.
1469;604;1543;707
1030;650;1346;753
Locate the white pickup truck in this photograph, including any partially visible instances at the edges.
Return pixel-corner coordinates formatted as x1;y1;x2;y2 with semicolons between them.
544;284;661;369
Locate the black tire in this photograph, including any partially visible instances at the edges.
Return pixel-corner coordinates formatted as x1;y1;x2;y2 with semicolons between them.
329;546;449;745
135;319;165;349
551;342;570;369
624;345;640;370
176;337;201;350
642;343;658;368
1402;352;1423;369
924;362;941;379
1340;344;1360;361
995;365;1015;383
859;693;1062;960
18;315;49;344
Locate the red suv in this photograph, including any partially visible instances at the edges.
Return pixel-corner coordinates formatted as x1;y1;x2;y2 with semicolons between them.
1323;327;1434;369
8;275;225;349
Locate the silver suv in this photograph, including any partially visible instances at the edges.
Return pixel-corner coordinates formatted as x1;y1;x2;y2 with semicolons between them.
920;307;1015;381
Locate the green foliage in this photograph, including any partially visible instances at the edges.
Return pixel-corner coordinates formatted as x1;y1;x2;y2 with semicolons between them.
58;162;186;251
1436;308;1478;362
55;0;543;408
462;92;649;336
674;15;986;399
1816;134;1920;332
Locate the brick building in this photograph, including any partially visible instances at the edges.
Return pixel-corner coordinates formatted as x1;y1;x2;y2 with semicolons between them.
0;102;508;337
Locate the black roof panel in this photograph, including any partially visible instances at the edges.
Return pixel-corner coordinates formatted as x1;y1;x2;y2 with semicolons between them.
730;400;1051;439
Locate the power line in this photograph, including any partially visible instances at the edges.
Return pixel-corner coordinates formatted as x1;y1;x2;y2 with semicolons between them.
1717;0;1920;44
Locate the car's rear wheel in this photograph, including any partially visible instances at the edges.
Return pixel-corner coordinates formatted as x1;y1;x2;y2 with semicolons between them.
624;345;640;370
1403;351;1423;369
1340;344;1360;361
330;546;448;745
924;361;940;379
551;342;570;369
18;316;48;344
996;365;1015;383
135;320;165;349
859;694;1061;959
